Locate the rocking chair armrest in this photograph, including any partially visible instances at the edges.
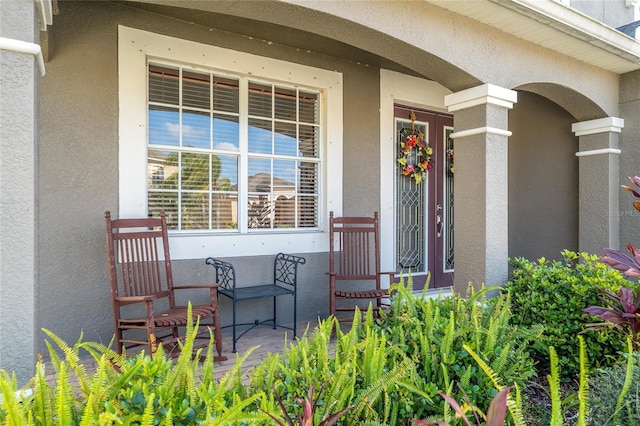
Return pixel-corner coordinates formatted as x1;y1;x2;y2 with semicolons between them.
173;283;220;305
173;283;221;290
115;295;156;305
379;271;398;285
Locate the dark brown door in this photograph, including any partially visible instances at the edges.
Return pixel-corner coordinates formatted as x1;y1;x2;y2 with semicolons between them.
394;105;453;290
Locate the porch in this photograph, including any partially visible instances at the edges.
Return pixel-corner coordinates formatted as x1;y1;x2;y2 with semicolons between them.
44;287;452;385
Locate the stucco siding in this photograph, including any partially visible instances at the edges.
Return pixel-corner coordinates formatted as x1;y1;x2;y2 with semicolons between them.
37;1;378;353
32;0;627;356
509;91;579;261
619;70;640;249
277;0;621;117
0;0;38;384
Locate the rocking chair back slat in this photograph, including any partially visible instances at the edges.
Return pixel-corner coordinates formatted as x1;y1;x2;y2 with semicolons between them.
113;229;168;298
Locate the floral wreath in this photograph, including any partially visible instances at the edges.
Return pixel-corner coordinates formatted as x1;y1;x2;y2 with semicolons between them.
397;112;433;184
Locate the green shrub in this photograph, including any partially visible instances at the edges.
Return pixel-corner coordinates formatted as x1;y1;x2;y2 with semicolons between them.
506;250;638;377
372;283;539;424
589;352;640;425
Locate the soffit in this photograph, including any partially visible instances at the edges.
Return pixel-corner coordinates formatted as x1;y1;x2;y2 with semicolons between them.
425;0;640;74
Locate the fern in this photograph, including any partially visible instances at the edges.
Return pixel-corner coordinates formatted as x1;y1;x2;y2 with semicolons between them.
42;329;93;396
547;346;563;426
140;392;156;426
441;310;456;363
612;336;635;425
211;392;267;425
162;306;197;392
54;362;74;425
0;370;26;425
31;361;53;424
577;335;589;426
351;357;414;421
79;392;96;426
462;344;525;426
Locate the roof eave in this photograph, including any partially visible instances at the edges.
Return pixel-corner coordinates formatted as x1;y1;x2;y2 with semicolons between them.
427;0;640;74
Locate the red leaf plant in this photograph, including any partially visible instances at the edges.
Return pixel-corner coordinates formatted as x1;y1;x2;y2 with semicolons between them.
412;386;512;426
584;286;640;350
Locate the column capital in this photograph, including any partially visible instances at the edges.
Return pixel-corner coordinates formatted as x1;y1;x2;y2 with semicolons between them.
571;117;624;136
444;83;517;112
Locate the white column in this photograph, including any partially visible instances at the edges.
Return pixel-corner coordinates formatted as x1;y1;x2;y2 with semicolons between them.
572;117;623;254
444;84;517;292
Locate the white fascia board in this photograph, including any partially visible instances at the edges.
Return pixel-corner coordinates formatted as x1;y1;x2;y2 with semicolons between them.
508;0;640;61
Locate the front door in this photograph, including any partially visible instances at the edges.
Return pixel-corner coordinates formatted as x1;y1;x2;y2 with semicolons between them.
394;105;454;290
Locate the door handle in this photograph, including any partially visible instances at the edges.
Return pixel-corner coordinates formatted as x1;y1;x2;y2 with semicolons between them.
436;215;443;238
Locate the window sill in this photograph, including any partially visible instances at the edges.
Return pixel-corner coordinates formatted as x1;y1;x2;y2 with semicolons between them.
168;230;327;259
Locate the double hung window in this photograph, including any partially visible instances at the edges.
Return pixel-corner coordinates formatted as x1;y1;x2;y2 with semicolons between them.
147;64;321;232
119;26;342;258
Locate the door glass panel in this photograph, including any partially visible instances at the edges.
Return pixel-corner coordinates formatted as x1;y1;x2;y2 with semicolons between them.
396;119;427;273
444;127;455;271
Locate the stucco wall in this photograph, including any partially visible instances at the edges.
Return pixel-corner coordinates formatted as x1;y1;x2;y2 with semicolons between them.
37;1;379;354
619;70;640;248
508;91;579;261
0;0;38;384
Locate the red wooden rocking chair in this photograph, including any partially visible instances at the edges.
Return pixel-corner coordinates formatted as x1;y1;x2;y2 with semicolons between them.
105;211;225;361
328;211;396;321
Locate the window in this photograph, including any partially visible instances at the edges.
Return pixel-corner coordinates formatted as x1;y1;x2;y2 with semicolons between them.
147;64;320;232
118;26;342;259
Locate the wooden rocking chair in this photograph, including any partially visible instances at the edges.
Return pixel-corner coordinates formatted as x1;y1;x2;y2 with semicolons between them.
328;211;396;321
105;211;225;361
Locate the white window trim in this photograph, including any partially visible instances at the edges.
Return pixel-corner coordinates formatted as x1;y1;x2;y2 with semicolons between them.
118;26;343;259
378;69;451;274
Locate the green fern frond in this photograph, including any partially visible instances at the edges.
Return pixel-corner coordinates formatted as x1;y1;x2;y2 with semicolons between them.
613;336;635;425
460;365;472;389
97;411;123;424
577;335;589;426
42;328;93;396
199;328;215;387
32;361;53;424
54;362;74;425
463;344;503;390
491;344;511;379
0;370;26;425
462;344;525;426
218;346;257;390
360;328;387;387
140;392;156;426
511;383;527;426
162;408;173;426
162;306;198;392
547;346;563;426
79;392;96;426
87;354;116;406
351;357;414;420
395;379;434;405
318;367;357;422
211;392;266;425
441;311;456;362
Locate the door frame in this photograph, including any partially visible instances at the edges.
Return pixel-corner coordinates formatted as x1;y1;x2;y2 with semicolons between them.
379;69;452;289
